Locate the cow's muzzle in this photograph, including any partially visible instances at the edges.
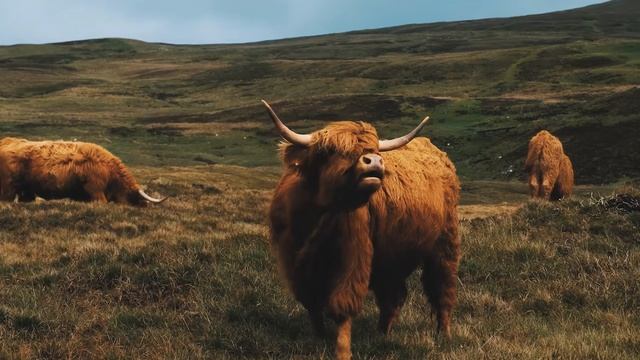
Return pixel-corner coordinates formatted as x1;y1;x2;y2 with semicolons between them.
357;153;384;191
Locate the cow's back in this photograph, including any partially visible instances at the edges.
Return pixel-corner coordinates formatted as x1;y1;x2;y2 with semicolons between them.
15;141;116;171
5;140;120;195
370;137;459;262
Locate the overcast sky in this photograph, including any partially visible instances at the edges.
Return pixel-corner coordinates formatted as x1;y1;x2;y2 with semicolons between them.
0;0;605;45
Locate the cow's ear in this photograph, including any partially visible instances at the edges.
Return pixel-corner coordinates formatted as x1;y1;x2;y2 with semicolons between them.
279;142;308;171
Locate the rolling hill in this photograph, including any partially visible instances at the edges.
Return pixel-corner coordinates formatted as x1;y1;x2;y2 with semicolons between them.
0;0;638;183
1;2;639;359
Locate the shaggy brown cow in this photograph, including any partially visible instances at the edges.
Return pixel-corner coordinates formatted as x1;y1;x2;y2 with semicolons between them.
264;100;460;359
0;137;166;205
525;130;574;201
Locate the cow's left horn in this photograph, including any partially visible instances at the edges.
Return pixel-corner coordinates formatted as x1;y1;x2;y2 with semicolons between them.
138;189;167;203
378;116;430;152
262;100;312;146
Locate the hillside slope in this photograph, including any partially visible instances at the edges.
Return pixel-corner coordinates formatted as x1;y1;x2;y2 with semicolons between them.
0;0;638;182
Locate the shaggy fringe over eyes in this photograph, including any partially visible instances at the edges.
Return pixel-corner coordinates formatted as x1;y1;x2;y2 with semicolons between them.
279;121;380;166
313;122;379;156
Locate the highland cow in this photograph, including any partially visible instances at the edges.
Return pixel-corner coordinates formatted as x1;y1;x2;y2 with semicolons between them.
525;130;574;201
263;100;460;360
0;137;166;205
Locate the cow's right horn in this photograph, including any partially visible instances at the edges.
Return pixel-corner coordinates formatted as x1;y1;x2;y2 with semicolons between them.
138;189;167;203
262;100;312;146
378;116;430;152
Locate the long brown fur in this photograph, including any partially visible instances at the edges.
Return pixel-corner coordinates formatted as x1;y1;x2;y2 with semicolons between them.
0;137;148;205
525;130;574;200
269;121;461;358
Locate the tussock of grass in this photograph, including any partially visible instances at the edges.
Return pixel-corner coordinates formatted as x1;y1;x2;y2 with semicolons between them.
0;167;638;358
580;187;640;214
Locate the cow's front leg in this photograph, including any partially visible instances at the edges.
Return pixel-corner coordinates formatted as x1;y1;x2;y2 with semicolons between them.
0;179;16;202
83;180;108;203
336;317;352;360
89;192;108;203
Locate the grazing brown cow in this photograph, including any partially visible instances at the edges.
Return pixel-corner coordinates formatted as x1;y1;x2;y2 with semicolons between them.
0;137;166;205
525;130;574;201
263;100;460;359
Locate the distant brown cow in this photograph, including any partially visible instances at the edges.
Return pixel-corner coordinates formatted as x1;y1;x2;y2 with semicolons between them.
0;137;166;205
263;100;460;360
525;130;574;201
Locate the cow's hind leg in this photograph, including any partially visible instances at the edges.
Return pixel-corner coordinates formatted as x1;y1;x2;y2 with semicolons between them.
528;173;539;198
421;229;460;338
550;182;563;201
371;270;409;335
541;175;555;200
335;317;352;360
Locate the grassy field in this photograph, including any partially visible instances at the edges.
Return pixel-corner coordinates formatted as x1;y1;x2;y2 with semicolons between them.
0;166;638;358
1;0;640;358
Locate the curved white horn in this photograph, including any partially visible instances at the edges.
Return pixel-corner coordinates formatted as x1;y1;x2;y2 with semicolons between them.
262;100;312;146
378;116;430;152
138;189;167;203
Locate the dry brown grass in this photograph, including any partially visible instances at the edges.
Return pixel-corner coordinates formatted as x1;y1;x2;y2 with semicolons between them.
458;203;521;220
0;165;638;359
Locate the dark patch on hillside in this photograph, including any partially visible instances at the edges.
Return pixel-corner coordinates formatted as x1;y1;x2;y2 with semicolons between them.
264;95;447;123
556;120;640;183
55;38;140;58
584;87;640;115
0;79;104;98
0;54;79;70
515;46;628;84
137;95;449;125
476;98;578;122
192;62;274;84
